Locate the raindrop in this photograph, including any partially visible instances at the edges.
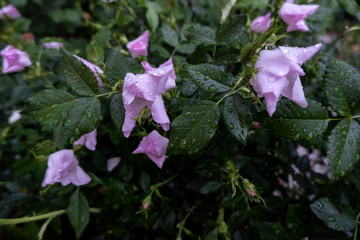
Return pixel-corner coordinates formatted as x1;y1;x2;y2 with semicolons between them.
184;112;191;116
208;84;217;92
180;139;186;149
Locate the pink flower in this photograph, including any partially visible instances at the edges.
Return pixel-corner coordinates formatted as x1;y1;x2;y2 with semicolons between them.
0;45;32;74
126;30;149;58
279;2;319;32
250;13;271;34
74;55;104;87
8;110;21;124
0;5;21;20
122;59;176;138
73;129;97;151
44;42;64;49
107;157;121;172
250;43;322;116
42;149;91;187
133;130;169;168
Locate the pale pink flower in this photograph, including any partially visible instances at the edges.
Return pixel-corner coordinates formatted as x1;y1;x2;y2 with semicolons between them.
74;55;104;87
8;110;21;124
250;13;271;34
133;130;169;168
0;45;32;74
107;157;121;172
126;30;149;58
0;5;21;20
42;149;91;187
250;43;322;116
44;42;64;49
73;129;97;151
122;59;176;138
279;2;319;32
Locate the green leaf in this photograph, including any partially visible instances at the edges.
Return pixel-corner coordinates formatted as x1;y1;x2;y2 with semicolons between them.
67;189;90;239
168;100;220;155
327;119;360;177
310;198;356;231
26;89;100;144
204;228;218;240
324;57;360;117
339;0;360;21
260;99;328;140
217;14;247;45
161;23;179;47
185;64;232;93
184;24;216;46
200;181;221;195
105;48;129;86
92;26;111;49
223;95;252;144
61;49;99;96
146;8;159;32
110;93;125;130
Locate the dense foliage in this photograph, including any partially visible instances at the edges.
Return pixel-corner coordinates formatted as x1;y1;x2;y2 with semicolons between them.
1;0;360;239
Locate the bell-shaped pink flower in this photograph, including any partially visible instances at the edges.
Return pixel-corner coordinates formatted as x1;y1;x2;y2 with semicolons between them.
0;45;32;74
42;149;91;187
250;43;322;116
0;4;21;20
8;110;21;124
133;130;169;168
126;30;149;58
122;59;176;138
250;13;271;34
73;129;97;151
74;55;104;87
279;2;319;32
44;42;64;49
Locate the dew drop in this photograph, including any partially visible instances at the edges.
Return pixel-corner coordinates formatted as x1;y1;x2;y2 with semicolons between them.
180;139;186;149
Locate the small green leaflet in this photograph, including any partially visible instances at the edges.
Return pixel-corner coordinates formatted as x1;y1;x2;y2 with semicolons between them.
110;93;125;130
168;100;220;155
61;49;99;96
310;198;356;231
185;64;232;93
146;7;159;32
260;99;328;140
161;23;179;47
324;56;360;117
217;14;247;46
327;119;360;177
105;48;129;86
223;95;252;144
184;24;216;46
67;189;90;239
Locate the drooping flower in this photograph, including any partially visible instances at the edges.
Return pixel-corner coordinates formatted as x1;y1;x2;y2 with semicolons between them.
279;2;319;32
126;30;149;58
107;157;121;172
133;130;169;168
250;13;271;34
42;149;91;187
73;129;97;151
122;58;176;138
250;43;322;116
8;110;21;124
0;5;21;20
0;45;32;74
74;55;104;87
44;42;64;49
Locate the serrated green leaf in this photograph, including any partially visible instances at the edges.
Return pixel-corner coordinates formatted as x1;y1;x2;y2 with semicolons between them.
306;0;339;33
184;24;216;46
26;89;100;144
310;198;356;231
327;119;360;177
92;26;111;49
223;95;252;144
168;100;220;155
61;49;99;96
110;93;125;130
185;64;232;93
214;47;240;65
146;8;159;32
217;14;247;45
324;57;360;117
161;23;179;47
105;48;129;86
260;99;328;140
67;189;90;239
